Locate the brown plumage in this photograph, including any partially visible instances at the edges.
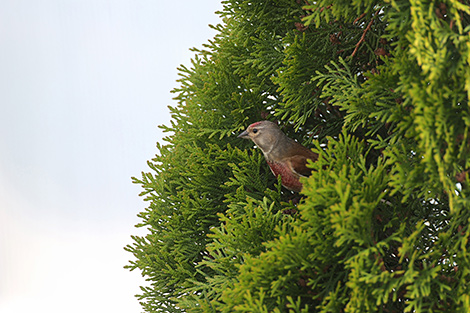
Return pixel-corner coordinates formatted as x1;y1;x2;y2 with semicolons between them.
238;120;318;192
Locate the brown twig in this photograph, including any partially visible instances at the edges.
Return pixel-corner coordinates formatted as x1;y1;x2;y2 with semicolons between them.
353;13;367;24
351;10;380;58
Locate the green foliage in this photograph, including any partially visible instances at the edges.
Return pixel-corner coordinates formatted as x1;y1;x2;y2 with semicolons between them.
126;0;470;312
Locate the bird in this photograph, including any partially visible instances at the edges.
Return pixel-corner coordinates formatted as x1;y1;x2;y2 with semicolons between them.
238;120;318;192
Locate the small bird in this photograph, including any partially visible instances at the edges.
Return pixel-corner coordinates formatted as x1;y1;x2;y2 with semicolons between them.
238;120;318;192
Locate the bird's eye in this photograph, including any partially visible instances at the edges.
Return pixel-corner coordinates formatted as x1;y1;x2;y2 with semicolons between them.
252;128;258;134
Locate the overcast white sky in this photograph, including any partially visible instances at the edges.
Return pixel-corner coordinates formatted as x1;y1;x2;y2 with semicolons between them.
0;1;222;312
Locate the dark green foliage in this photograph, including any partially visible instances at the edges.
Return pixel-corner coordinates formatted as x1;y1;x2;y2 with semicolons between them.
126;0;470;312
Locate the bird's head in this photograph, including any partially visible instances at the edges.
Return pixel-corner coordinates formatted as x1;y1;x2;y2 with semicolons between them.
238;120;283;154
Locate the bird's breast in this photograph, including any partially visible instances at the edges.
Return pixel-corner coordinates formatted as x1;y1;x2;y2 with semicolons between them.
267;160;303;192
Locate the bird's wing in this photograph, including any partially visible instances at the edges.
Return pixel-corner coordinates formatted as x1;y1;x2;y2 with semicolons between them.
286;154;314;177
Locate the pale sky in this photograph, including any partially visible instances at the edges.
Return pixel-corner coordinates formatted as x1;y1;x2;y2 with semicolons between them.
0;1;222;312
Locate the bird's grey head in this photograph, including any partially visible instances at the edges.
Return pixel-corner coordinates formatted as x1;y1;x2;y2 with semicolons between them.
238;120;284;154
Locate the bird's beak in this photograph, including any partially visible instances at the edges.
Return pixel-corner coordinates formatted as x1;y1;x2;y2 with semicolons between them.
238;129;249;139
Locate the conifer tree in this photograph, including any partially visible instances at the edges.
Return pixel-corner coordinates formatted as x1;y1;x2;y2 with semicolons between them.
126;0;470;312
